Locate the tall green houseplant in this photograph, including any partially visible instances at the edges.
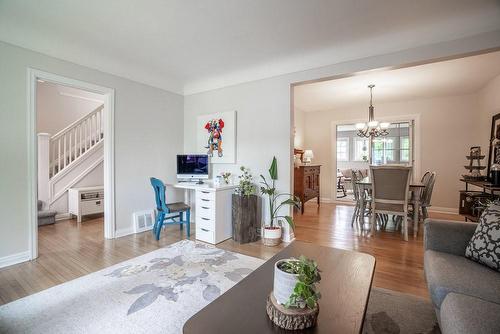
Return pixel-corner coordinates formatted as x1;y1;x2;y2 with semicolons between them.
261;157;301;245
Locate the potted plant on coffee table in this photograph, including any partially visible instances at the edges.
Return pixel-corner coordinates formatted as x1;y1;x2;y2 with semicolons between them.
266;256;322;330
260;156;301;246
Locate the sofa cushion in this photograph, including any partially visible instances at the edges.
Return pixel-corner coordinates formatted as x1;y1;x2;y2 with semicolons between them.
440;293;500;334
465;203;500;272
424;250;500;309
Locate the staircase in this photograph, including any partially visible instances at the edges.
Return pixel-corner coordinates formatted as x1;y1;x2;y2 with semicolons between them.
38;105;104;210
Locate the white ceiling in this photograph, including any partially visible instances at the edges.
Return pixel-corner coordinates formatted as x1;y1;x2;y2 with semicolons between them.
294;51;500;112
1;1;499;95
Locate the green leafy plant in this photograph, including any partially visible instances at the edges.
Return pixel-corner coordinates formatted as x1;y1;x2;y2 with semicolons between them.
235;166;256;196
278;256;321;309
221;172;231;184
260;157;301;229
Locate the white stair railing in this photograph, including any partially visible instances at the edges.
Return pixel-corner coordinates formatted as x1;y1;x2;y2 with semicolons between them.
49;104;104;179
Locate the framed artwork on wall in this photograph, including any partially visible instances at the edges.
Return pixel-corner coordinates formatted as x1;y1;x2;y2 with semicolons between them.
487;112;500;179
196;110;236;164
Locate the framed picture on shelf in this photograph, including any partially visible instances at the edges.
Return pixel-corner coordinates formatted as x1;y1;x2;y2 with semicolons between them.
487;112;500;179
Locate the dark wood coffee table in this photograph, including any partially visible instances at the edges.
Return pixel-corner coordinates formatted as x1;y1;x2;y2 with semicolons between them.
183;241;375;334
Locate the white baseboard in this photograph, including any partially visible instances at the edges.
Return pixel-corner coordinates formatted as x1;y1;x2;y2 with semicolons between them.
428;206;458;214
115;227;135;238
0;251;30;269
55;213;72;221
320;197;333;203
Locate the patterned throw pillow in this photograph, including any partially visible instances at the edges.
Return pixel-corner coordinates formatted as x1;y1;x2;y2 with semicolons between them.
465;203;500;272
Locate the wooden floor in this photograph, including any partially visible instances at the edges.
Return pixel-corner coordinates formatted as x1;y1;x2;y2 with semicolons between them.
0;203;460;305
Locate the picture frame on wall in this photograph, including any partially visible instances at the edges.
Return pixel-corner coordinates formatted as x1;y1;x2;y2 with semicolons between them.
487;112;500;179
196;110;236;164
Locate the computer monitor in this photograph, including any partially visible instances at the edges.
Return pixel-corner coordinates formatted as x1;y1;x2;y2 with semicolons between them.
176;154;209;181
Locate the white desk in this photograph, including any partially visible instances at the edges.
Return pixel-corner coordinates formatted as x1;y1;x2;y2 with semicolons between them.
170;181;236;244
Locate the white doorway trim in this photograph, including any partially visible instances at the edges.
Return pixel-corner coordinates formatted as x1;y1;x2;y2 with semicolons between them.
27;69;116;260
330;114;421;202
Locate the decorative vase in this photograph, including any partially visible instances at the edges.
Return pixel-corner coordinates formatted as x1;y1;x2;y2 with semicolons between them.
232;194;260;243
273;259;299;305
263;226;281;246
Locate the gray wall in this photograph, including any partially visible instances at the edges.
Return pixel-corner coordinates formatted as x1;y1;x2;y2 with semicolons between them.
0;41;184;259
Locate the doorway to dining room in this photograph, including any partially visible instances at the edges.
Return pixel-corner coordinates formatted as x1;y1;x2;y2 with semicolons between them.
335;120;415;202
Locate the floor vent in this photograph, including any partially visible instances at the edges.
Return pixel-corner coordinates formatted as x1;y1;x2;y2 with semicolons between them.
133;210;155;233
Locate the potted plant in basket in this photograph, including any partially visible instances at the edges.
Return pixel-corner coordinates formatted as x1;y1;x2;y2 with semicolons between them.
232;166;259;243
266;256;322;330
260;157;301;246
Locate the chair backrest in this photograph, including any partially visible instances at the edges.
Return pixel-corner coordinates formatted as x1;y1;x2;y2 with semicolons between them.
370;165;412;213
150;177;168;213
421;172;436;207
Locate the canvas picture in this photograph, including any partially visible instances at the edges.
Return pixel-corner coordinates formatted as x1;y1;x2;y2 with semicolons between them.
197;110;236;164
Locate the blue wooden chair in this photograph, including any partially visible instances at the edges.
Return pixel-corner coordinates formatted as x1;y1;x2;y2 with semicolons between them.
150;177;191;240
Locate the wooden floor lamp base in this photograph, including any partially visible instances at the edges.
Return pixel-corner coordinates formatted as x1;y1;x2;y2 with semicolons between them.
266;292;319;330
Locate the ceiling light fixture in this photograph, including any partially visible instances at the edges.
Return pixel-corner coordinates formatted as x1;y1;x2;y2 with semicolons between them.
355;84;389;138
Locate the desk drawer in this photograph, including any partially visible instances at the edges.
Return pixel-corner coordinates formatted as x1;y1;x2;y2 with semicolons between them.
196;215;214;230
196;190;216;201
196;226;215;244
196;204;216;220
196;196;216;211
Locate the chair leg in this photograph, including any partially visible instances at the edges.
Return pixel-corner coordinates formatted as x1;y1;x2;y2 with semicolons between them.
351;205;359;227
153;213;160;235
422;207;429;221
403;214;408;241
370;209;376;234
186;209;191;237
155;212;165;240
180;212;184;230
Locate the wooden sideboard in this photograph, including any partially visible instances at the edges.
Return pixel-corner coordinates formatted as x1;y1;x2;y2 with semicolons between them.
294;165;321;214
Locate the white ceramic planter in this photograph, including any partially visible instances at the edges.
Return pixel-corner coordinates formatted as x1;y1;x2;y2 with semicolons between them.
263;226;281;246
273;259;299;305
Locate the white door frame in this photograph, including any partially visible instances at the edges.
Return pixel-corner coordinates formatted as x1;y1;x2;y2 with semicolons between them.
27;68;116;259
330;114;421;203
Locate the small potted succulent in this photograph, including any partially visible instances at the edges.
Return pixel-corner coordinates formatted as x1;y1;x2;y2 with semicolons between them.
260;157;301;246
267;256;322;330
232;166;259;243
221;171;232;184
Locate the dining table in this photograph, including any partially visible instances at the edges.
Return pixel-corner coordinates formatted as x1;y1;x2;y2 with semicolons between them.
356;176;426;237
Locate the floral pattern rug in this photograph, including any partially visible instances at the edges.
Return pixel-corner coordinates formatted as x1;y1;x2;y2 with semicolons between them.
0;240;264;334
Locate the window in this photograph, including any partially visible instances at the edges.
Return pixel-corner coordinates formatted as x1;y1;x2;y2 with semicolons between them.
353;138;369;162
400;136;410;162
336;137;349;161
372;137;396;164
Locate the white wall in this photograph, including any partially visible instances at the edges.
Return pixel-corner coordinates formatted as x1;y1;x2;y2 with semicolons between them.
0;41;184;260
294;108;305;150
36;81;103;135
303;94;481;210
184;31;500;241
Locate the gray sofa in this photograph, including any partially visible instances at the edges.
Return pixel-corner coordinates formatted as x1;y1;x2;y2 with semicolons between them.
424;219;500;334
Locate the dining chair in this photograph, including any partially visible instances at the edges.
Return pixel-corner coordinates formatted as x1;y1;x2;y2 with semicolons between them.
410;171;436;221
351;170;372;228
150;177;191;240
369;165;412;241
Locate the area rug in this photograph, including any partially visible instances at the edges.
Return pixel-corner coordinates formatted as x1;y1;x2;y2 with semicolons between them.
363;287;440;334
0;240;264;334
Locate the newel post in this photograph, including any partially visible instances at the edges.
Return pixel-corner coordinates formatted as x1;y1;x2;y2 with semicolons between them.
37;133;50;208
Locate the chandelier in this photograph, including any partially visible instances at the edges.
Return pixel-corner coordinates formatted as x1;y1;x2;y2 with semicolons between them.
356;84;389;138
